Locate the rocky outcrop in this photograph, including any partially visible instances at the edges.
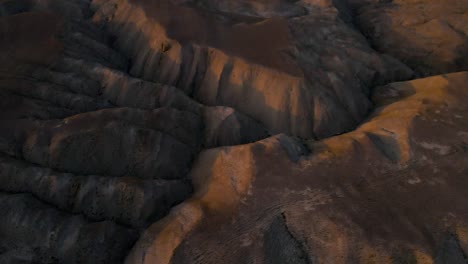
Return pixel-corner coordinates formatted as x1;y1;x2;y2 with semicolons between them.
0;154;191;228
352;0;468;76
0;1;269;263
1;0;467;263
0;192;137;264
90;0;413;139
127;72;468;264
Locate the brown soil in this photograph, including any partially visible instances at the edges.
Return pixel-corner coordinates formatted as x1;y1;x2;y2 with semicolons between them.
129;0;302;76
0;11;63;70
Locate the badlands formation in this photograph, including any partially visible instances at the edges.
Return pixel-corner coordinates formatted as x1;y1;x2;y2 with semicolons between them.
0;0;467;263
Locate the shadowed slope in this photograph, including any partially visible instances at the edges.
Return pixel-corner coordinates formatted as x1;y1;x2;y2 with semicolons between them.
91;0;413;139
127;72;468;264
0;2;269;263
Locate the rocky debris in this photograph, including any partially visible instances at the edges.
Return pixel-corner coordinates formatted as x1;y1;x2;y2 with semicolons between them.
352;0;468;76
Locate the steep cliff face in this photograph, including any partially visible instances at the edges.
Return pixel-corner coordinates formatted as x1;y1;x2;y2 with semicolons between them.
0;0;467;263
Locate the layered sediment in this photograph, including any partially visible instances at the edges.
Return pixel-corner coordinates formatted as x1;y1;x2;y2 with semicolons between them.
0;0;467;263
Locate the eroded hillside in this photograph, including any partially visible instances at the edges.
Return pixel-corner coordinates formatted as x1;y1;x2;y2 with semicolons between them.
0;0;467;263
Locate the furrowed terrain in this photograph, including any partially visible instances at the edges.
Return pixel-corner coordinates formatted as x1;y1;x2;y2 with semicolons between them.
0;0;467;263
